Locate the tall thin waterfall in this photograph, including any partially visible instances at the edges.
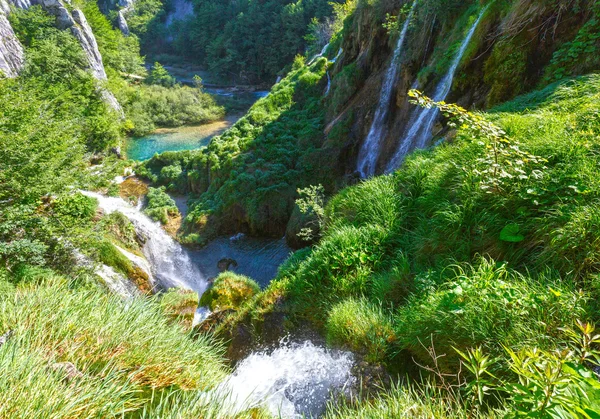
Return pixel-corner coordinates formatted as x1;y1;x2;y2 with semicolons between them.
356;1;416;178
385;6;488;172
81;191;208;296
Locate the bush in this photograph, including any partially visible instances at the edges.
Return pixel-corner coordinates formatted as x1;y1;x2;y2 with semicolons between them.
52;193;98;224
326;297;395;363
199;272;260;311
144;187;179;224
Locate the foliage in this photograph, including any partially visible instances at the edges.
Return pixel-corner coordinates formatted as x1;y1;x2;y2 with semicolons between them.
142;59;330;244
119;82;225;136
295;184;326;241
144;187;179;224
199;272;261;311
542;2;600;85
163;0;344;82
52;193;98;224
146;62;177;87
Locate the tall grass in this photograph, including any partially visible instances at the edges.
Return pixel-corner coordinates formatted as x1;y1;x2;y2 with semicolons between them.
0;273;229;417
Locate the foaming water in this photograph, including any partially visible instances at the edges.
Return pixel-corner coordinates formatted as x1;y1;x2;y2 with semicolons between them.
81;191;208;295
356;1;416;178
217;341;355;418
386;5;488;171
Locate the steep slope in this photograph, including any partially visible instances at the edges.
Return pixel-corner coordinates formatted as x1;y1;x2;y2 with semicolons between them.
140;0;600;248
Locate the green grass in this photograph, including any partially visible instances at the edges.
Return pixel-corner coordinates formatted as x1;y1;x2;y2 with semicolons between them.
0;272;231;418
233;74;600;381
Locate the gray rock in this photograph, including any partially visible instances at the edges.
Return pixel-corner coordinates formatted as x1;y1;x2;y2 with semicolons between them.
2;0;123;115
0;329;13;347
0;13;24;77
117;10;129;36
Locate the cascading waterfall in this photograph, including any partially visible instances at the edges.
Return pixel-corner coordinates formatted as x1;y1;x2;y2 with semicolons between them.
81;191;208;295
385;5;488;171
216;341;355;418
82;193;354;417
308;42;330;65
356;1;416;178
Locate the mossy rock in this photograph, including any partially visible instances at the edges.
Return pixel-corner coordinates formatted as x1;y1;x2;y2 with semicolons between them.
160;288;199;330
199;272;260;311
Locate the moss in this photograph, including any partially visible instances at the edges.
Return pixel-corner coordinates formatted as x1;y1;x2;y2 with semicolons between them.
199;272;261;312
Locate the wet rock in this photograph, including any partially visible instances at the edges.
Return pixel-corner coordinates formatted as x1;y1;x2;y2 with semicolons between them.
195;308;236;334
52;362;83;382
217;257;238;272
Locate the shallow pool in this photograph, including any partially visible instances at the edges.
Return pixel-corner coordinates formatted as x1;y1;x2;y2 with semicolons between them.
125;117;236;161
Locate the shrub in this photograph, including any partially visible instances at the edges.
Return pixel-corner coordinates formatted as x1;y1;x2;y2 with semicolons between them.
199;272;260;311
144;187;179;224
52;193;98;224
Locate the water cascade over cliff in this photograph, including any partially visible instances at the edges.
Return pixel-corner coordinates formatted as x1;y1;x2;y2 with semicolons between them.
356;0;416;177
385;5;488;171
216;341;354;418
81;191;208;295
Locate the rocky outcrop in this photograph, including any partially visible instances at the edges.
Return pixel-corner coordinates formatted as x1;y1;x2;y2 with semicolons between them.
0;13;24;77
0;0;24;78
3;0;123;114
117;10;129;36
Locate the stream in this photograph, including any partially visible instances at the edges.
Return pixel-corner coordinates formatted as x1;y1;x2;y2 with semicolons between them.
83;190;354;417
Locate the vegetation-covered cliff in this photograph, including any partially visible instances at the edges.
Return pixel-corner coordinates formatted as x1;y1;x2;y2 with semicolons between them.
2;0;600;416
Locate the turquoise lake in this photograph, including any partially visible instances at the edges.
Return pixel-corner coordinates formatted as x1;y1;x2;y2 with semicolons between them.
125;117;237;161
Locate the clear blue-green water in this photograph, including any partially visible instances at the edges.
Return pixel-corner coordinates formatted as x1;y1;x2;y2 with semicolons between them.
125;119;235;161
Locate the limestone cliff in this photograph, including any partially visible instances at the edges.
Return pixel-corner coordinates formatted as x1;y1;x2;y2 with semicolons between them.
0;14;23;77
3;0;123;114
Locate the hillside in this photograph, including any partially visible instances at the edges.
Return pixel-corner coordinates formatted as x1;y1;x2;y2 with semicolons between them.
2;0;600;417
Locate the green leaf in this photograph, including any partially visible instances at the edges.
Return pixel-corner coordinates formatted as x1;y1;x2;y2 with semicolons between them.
500;223;525;242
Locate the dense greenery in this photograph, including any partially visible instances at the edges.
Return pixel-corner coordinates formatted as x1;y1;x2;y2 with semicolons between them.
221;74;600;415
140;56;337;244
144;0;347;83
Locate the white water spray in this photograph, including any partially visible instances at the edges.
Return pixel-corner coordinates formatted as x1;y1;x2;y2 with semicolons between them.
81;191;208;295
356;1;416;178
216;341;355;418
386;6;488;171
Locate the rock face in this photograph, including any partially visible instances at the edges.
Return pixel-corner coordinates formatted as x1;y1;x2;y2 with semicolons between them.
0;13;24;77
117;10;129;36
2;0;123;114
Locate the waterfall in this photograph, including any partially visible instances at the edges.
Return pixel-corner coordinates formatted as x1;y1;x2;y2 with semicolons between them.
325;71;331;96
385;5;488;172
308;42;330;65
81;191;208;295
215;341;354;418
356;1;416;178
